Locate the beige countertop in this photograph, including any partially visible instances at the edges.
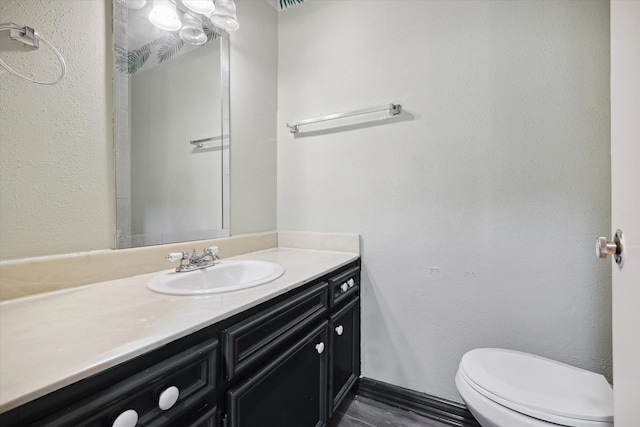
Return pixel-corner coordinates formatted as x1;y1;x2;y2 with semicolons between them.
0;246;359;413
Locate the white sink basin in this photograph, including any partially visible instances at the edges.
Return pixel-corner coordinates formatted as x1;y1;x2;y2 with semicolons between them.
147;260;285;295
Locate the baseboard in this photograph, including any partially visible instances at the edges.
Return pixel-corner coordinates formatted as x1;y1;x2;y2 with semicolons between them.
354;378;481;427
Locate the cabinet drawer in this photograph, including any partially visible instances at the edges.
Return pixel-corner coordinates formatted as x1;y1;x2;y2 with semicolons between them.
223;282;328;380
32;338;218;427
328;266;360;307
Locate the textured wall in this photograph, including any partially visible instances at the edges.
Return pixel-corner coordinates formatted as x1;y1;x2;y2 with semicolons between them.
277;0;612;402
229;0;278;234
0;0;114;260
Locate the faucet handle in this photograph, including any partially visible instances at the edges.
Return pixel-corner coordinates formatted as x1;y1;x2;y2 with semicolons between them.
204;246;220;260
166;252;187;262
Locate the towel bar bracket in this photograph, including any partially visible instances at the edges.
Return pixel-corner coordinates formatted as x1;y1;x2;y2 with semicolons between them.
9;25;39;49
389;104;402;116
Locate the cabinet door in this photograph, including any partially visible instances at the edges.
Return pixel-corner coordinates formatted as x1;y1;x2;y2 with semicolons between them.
226;322;329;427
329;297;360;416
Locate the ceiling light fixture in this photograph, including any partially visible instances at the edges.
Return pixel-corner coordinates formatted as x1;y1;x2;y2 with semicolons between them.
183;0;216;15
179;13;208;45
211;0;239;32
148;0;182;32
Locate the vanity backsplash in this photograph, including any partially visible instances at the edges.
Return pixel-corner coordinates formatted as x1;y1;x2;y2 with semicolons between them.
0;232;360;301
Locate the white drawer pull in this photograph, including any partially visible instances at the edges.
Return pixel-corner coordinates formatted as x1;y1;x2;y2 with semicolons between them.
112;409;138;427
348;278;355;287
315;342;325;354
335;325;344;336
158;385;180;410
340;283;348;293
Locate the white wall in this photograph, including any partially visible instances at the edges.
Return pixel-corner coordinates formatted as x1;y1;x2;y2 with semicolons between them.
230;0;278;234
0;0;114;259
277;0;612;402
0;0;613;406
130;42;223;242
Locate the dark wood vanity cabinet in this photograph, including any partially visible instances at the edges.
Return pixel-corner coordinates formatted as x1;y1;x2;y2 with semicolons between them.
222;259;360;427
0;259;360;427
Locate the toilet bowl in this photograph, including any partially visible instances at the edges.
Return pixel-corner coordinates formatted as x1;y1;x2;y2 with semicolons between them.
455;348;613;427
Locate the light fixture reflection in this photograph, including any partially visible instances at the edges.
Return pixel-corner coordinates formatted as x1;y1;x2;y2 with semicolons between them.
149;0;182;32
179;14;208;45
211;0;239;31
183;0;215;15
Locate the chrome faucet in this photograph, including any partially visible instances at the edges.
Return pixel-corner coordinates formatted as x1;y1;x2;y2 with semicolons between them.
166;246;220;272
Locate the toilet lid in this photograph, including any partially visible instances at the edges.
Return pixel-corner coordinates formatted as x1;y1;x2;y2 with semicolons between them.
460;348;613;424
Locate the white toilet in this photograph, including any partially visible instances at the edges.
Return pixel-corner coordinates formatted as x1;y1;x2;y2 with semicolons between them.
455;348;613;427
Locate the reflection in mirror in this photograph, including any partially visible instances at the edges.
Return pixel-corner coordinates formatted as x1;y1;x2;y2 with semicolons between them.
114;0;229;249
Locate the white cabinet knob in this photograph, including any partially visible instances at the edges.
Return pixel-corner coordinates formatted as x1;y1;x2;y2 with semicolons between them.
335;325;344;336
112;409;138;427
348;278;355;287
340;283;348;293
315;342;325;354
158;385;180;410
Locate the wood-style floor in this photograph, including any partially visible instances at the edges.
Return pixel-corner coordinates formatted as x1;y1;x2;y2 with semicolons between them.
328;395;452;427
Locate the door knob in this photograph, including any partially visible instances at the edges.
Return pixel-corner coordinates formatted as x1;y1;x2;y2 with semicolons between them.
596;229;625;267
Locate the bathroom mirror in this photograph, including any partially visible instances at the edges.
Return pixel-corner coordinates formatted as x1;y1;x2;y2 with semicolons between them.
114;0;230;249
